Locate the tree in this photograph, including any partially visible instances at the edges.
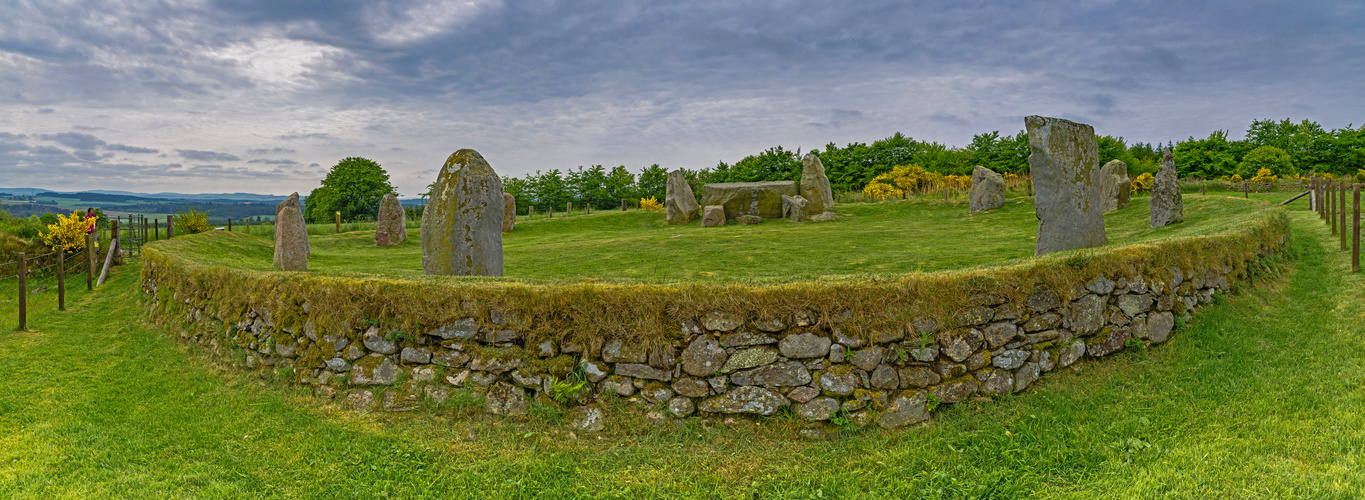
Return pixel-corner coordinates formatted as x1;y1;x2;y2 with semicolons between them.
636;164;668;203
1237;146;1295;178
306;157;396;223
722;146;802;183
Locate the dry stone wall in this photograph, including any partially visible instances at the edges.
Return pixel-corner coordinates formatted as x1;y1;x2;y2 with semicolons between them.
141;212;1290;431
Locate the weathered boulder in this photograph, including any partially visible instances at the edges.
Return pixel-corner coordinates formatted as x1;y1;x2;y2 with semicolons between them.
700;181;798;219
702;205;725;227
697;386;789;415
795;397;839;421
680;336;727;377
729;361;811;387
736;215;761;225
1151;150;1184;228
1026;115;1107;255
421;149;504;276
665;170;700;224
781;194;808;222
800;153;835;214
877;390;929;429
1099;160;1131;212
273;192;308;271
486;382;528;415
502;193;516;233
375;193;408;246
969;165;1006;213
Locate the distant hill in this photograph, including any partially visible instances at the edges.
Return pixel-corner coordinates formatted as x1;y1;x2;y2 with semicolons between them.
0;187;288;204
0;187;425;220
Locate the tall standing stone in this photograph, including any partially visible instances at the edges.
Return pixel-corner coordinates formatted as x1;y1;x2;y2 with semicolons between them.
1099;160;1131;212
1150;150;1184;228
375;193;407;246
502;193;516;233
273;192;308;271
968;165;1006;213
1026;115;1107;256
421;149;504;276
665;170;700;224
801;153;835;215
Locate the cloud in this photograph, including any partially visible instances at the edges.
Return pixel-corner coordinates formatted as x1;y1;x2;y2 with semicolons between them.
38;132;106;150
276;133;334;141
247;147;296;154
106;143;160;154
0;132;26;140
175;149;242;161
36;108;54;114
247;158;299;165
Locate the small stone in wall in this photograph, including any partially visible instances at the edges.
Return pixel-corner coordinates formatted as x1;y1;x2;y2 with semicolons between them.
433;350;470;368
721;347;779;373
965;351;991;371
668;396;695;418
730;361;811;387
429;319;479;340
672;377;710;398
939;329;984;363
876;390;929;429
780;332;832;359
401;347;432;364
616;363;672;382
979;369;1013;396
795;398;839;421
933;377;978;404
343;390;376;412
1086;327;1130;357
983;322;1020;349
324;357;350;372
753;317;787;333
680;337;728;377
570;405;606;433
787;386;820;403
1014;362;1042;392
363;327;398;354
870;365;898;390
411;366;436;382
640;382;675;404
486;383;528;415
1146;311;1175;343
601;338;649;364
383;390;420;412
720;331;778;347
702;312;742;332
600;376;635;396
1068;294;1106;336
993;349;1029;370
850;346;883;372
819;366;859;396
898;367;940;388
470;355;522;374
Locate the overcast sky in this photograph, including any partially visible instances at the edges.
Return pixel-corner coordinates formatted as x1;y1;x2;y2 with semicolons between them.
1;0;1362;196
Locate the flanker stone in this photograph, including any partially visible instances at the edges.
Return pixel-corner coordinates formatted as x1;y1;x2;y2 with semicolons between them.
800;153;835;214
697;386;789;416
1099;160;1131;212
502;193;516;233
665;169;700;224
273;192;308;271
701;205;725;227
969;165;1006;213
700;181;798;219
375;193;407;246
1026;115;1107;256
421;149;504;276
1151;150;1184;228
782;194;809;222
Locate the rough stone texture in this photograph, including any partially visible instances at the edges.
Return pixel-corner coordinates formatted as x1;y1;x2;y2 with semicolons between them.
850;346;884;371
429;319;478;339
616;363;672;382
350;355;397;385
983;322;1019;349
502;193;516;233
273;193;309;271
933;377;978;404
736;215;761;225
1060;340;1086;367
1151;150;1185;228
1014;362;1042;392
343;390;375;412
800;153;836;215
877;390;929;429
1099;160;1132;212
673;377;710;398
779;332;831;359
400;347;431;364
795;397;839;421
809;211;836;221
375;193;409;246
979;369;1014;396
680;337;727;377
697;386;789;416
668;396;695;418
363;328;397;354
969;165;1007;213
782;194;809;222
703;311;742;332
721;347;779;373
601;338;648;364
569;405;605;432
819;366;859;396
898;367;941;388
701;205;726;227
730;361;811;387
665;169;700;224
1027;115;1108;256
993;349;1030;370
1146;311;1175;343
940;329;984;362
1087;328;1130;357
700;181;799;219
421;149;504;276
1068;294;1106;336
787;386;820;403
721;331;778;347
1118;294;1153;317
869;365;898;390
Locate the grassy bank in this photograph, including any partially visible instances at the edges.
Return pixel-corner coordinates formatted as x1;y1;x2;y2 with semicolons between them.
158;194;1275;282
0;208;1362;497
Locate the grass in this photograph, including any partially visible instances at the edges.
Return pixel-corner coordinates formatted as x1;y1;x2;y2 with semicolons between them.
155;193;1280;283
1;196;1362;497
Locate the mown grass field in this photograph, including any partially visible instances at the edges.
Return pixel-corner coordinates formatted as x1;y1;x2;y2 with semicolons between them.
1;191;1363;498
170;194;1274;283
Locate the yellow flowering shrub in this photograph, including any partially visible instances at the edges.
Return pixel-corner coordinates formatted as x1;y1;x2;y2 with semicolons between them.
640;196;664;211
885;164;943;194
1250;168;1277;183
1131;172;1154;193
943;175;972;189
175;208;210;234
1229;174;1244;182
40;211;91;253
862;181;900;200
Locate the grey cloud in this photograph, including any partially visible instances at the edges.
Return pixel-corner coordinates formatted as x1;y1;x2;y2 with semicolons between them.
39;132;105;150
926;112;970;127
247;158;299;165
176;149;242;161
276;133;334;141
0;141;29;153
73;150;113;161
248;147;296;154
36;108;55;114
0;132;26;140
106;143;160;154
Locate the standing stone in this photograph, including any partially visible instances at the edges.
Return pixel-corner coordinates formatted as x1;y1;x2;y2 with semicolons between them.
700;181;798;219
1150;150;1184;228
1098;160;1131;212
701;205;726;227
273;192;308;271
1026;115;1107;256
665;170;700;224
968;165;1006;213
800;153;835;215
502;193;516;233
375;193;408;246
782;194;809;222
421;149;504;276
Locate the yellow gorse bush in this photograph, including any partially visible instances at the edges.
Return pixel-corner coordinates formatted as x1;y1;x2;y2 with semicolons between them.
40;211;90;253
943;175;972;190
1229;174;1244;182
1250;168;1277;183
175;208;210;234
862;180;900;200
1131;172;1155;193
640;196;664;211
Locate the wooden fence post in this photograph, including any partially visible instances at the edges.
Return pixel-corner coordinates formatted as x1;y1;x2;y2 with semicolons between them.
56;245;65;311
336;212;341;233
154;219;159;240
1331;181;1338;235
1243;181;1249;199
1354;183;1360;273
17;252;26;331
228;218;232;232
85;234;93;291
167;215;173;238
245;217;250;235
621;199;627;211
1342;181;1349;251
567;202;572;214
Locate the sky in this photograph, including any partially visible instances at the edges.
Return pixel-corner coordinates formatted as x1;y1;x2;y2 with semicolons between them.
1;0;1362;197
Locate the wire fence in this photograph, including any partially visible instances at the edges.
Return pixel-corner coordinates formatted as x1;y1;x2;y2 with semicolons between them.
4;236;113;331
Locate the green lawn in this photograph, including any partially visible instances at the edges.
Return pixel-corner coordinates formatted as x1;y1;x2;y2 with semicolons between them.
1;198;1362;498
162;194;1281;283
